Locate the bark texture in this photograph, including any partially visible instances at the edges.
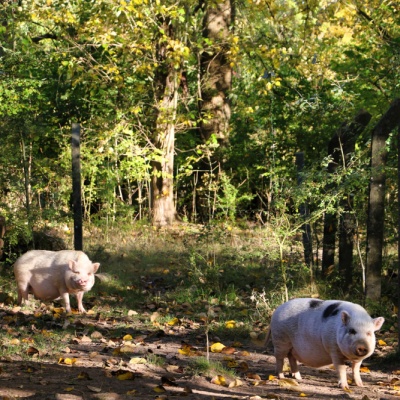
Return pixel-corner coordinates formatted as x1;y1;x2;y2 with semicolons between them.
199;0;234;142
366;98;400;301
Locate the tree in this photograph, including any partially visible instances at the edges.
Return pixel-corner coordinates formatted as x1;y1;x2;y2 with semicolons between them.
366;98;400;302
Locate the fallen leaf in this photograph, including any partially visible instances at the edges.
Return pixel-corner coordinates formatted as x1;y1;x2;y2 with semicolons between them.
378;339;387;346
210;342;226;353
238;361;249;371
153;385;166;393
221;346;236;355
247;373;262;380
167;317;180;326
87;385;102;393
76;372;90;380
228;378;243;387
161;376;179;386
116;371;135;381
227;360;239;368
129;357;147;364
26;347;39;356
211;374;227;386
58;357;77;365
166;365;184;374
225;320;236;329
360;366;370;373
123;334;133;341
278;378;299;387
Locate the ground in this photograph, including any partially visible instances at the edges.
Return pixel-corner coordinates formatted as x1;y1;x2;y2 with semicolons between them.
0;307;399;400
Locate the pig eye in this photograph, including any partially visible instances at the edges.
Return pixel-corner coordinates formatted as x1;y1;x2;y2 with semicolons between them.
348;328;357;335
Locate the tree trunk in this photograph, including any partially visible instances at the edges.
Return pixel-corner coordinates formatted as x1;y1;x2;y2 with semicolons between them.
199;0;234;143
296;152;313;267
322;110;372;279
366;98;400;301
195;0;234;222
150;19;179;227
397;122;400;351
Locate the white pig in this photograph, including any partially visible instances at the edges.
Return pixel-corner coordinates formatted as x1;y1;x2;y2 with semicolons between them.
268;298;384;390
14;250;100;313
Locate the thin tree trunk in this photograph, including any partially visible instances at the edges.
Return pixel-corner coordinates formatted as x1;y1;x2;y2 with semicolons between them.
366;98;400;301
397;122;400;351
296;152;313;268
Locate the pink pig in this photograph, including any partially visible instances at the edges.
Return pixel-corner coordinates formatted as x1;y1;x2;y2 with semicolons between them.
268;298;384;390
14;250;100;313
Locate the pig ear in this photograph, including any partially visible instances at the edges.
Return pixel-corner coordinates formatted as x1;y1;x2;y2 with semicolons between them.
341;311;351;326
92;262;100;273
373;317;384;331
69;260;78;272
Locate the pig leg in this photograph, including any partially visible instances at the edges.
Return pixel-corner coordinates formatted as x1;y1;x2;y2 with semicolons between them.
273;341;301;379
60;292;72;314
76;291;86;313
16;282;30;305
288;351;302;380
332;356;349;390
351;361;363;387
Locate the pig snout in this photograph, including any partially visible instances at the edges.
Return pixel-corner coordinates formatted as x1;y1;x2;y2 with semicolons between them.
355;343;369;357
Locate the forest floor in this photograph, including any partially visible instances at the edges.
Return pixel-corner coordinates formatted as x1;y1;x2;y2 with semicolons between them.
0;225;399;399
0;305;399;400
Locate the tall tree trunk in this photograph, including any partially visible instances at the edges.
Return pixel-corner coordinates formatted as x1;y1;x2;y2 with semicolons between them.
195;0;234;222
199;0;234;143
366;98;400;301
150;18;180;227
322;110;371;279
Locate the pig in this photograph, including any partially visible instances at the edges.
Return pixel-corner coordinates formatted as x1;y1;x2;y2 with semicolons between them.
268;298;384;390
14;250;100;314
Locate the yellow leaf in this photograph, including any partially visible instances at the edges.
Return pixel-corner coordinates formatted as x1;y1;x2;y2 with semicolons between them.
64;387;74;392
299;393;308;397
268;374;277;381
126;389;137;395
210;342;226;353
278;378;299;387
360;366;370;373
116;371;135;381
63;358;77;365
167;317;180;326
211;375;227;386
129;357;147;365
123;334;133;341
225;320;236;329
153;385;166;393
378;339;387;346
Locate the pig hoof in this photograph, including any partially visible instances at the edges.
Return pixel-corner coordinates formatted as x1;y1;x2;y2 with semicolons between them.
292;372;302;380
